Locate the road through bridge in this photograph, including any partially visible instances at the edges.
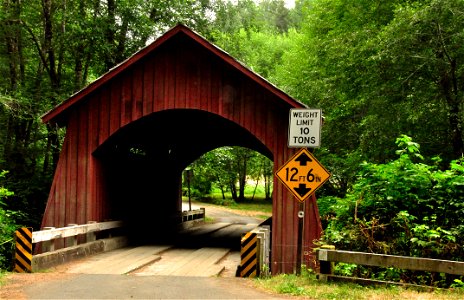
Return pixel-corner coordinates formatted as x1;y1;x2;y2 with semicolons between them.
2;205;285;299
63;202;261;277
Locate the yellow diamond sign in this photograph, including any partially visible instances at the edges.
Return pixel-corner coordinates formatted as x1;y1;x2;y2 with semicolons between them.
275;148;331;202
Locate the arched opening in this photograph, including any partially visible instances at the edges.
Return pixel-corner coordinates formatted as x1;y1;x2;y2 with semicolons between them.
174;145;274;251
183;145;273;211
93;109;273;243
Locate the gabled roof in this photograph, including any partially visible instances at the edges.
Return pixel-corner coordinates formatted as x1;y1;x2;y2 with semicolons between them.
42;24;306;125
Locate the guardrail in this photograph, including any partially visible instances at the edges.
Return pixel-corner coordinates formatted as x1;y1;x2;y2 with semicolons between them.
317;248;464;287
176;208;206;229
181;208;205;222
15;221;126;273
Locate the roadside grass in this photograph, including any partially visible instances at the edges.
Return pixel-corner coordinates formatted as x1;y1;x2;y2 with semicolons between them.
204;216;215;223
0;270;11;288
190;195;272;220
190;185;272;219
254;268;464;300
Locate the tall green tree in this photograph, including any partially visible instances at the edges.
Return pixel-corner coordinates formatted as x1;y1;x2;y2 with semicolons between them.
211;0;297;80
373;0;464;159
273;0;406;196
273;0;464;196
0;0;213;227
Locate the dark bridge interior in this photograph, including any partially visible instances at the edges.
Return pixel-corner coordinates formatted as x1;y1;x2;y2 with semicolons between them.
93;109;272;243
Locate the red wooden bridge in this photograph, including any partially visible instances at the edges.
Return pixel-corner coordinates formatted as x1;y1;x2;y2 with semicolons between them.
41;24;322;274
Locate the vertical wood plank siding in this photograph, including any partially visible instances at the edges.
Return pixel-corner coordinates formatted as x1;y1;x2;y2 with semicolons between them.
41;29;321;273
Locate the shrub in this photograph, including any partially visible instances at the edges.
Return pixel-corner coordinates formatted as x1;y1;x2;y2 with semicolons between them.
319;136;464;286
0;171;23;271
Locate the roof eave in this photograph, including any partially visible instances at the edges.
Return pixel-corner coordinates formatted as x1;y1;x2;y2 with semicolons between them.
42;24;306;125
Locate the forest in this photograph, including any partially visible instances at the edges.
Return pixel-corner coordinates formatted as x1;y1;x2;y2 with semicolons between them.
0;0;463;285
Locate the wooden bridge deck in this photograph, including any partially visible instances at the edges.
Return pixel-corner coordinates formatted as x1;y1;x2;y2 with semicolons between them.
67;246;169;275
65;246;231;277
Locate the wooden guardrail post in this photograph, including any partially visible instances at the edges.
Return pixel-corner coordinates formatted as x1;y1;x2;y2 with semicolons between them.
317;245;336;281
42;227;55;252
200;207;205;221
86;221;97;242
66;224;79;247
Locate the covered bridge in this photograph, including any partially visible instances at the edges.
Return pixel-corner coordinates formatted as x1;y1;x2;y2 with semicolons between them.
41;24;322;274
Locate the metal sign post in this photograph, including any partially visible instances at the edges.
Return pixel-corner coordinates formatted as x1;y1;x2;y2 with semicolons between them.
184;168;193;211
296;202;304;275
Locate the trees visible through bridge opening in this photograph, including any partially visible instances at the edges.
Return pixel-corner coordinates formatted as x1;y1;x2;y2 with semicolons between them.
183;146;273;205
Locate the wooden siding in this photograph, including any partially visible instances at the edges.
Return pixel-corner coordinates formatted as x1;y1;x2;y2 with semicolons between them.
41;26;321;273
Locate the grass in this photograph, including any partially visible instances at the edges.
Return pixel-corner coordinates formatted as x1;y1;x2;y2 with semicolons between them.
190;184;273;219
194;195;272;219
0;270;10;287
254;268;464;300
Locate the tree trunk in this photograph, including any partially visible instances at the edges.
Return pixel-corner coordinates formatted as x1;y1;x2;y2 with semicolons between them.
251;179;259;201
264;174;272;200
216;175;226;200
237;158;247;202
439;58;463;157
42;0;59;93
230;181;237;201
4;0;23;91
43;123;60;174
105;0;117;70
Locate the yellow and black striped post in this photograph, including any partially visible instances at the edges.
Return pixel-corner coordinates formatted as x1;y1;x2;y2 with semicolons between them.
239;232;258;277
14;227;33;273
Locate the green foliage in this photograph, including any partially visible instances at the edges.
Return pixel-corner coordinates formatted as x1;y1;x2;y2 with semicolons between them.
212;28;294;79
0;0;215;237
185;146;273;203
320;136;464;286
210;0;297;80
0;171;24;271
272;0;464;198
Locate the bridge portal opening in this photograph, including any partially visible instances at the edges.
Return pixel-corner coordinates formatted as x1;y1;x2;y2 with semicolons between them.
93;109;272;244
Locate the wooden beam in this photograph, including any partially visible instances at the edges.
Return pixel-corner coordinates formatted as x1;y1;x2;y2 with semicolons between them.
318;249;464;276
32;221;124;243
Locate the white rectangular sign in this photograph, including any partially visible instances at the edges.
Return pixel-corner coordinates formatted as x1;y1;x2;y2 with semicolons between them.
288;108;322;148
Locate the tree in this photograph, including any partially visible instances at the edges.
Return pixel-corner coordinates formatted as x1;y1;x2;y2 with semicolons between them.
0;0;214;228
373;0;464;160
187;147;272;202
273;0;406;196
0;170;23;270
273;0;464;196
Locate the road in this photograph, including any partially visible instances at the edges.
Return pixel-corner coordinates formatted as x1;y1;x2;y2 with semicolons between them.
1;201;284;299
4;274;287;299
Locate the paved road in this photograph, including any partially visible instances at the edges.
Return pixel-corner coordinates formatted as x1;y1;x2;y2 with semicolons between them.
16;274;286;299
1;202;279;299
